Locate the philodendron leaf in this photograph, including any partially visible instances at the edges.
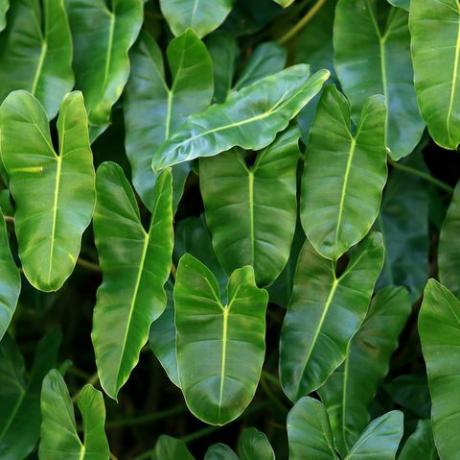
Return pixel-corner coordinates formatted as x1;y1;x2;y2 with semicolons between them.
204;444;239;460
0;0;8;31
399;419;437;460
0;330;61;459
39;370;109;460
0;207;20;341
92;162;173;400
419;279;460;459
409;0;460;149
273;0;295;6
334;0;424;159
66;0;143;131
388;0;409;11
319;286;411;455
152;66;330;170
175;254;268;425
237;427;275;460
159;0;233;38
152;435;194;460
125;29;213;211
280;232;384;402
0;90;96;292
0;0;74;118
300;85;387;261
200;127;299;287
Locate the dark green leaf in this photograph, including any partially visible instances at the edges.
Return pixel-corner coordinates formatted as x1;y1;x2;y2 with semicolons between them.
152;435;194;460
204;443;239;460
237;427;274;460
399;419;437;460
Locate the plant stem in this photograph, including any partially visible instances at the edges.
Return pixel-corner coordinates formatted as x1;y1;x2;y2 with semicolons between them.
106;405;187;429
278;0;327;45
3;214;14;224
181;425;219;443
260;373;289;414
388;158;454;193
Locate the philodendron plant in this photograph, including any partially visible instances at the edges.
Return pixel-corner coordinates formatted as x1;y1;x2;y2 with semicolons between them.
0;0;459;458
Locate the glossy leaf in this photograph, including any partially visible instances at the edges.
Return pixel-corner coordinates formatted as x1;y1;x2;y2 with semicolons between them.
152;66;329;170
0;331;61;459
419;279;460;460
92;162;173;400
399;419;437;460
66;0;143;130
279;232;384;402
300;85;387;261
0;0;74;118
160;0;233;38
334;0;424;159
152;435;194;460
175;254;268;425
200;127;299;287
319;286;411;455
204;444;239;460
0;207;20;341
0;90;95;292
125;29;213;210
409;0;460;149
39;370;109;460
237;427;275;460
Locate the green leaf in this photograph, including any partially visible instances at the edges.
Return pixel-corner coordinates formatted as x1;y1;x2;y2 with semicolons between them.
124;29;213;211
300;85;387;261
237;427;275;460
279;232;384;401
419;279;460;460
200;127;299;287
152;66;329;170
319;286;411;455
159;0;233;38
0;0;74;118
0;90;96;292
66;0;143;130
0;207;20;341
0;0;8;31
409;0;460;149
39;370;109;460
399;419;437;460
273;0;295;6
92;162;173;400
175;254;268;425
204;444;239;460
439;181;460;297
334;0;424;159
0;330;61;459
152;435;194;460
387;0;409;11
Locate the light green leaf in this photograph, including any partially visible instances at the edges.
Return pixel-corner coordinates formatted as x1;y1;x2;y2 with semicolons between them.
125;29;213;211
399;419;437;460
273;0;295;6
0;330;61;459
0;0;8;31
152;435;194;460
419;279;460;460
409;0;460;149
66;0;143;130
387;0;409;11
279;232;384;401
200;127;299;287
319;286;411;455
0;0;74;118
334;0;424;159
0;90;96;292
0;206;20;341
39;370;109;460
300;85;387;261
237;427;275;460
175;254;268;425
204;444;239;460
152;66;329;170
159;0;233;38
92;162;173;400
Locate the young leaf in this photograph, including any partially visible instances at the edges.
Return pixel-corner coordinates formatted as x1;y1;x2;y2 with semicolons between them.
409;0;460;149
399;419;437;460
334;0;424;159
66;0;143;130
300;85;387;261
39;370;109;460
152;435;194;460
0;331;61;459
92;162;173;400
200;127;299;287
204;444;239;460
0;91;96;292
419;279;460;459
237;427;275;460
175;254;268;425
159;0;233;38
0;0;74;118
319;286;411;455
0;206;20;341
152;66;330;170
279;232;385;402
124;29;213;211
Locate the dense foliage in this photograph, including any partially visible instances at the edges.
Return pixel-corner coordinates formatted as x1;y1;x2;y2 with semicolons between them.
0;0;459;458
